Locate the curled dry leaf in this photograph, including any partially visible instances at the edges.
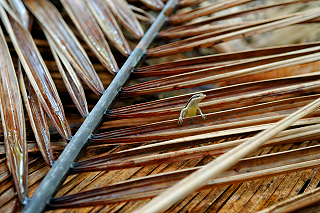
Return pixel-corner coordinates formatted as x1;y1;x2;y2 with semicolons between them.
0;7;72;140
106;0;144;39
0;24;27;204
24;0;104;95
60;0;118;74
86;0;131;56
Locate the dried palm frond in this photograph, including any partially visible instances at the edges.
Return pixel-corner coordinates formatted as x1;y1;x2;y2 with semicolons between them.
134;93;320;212
3;0;320;212
123;48;320;97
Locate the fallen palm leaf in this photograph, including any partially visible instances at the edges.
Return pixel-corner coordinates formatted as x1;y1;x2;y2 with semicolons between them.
152;14;294;53
86;0;131;56
60;0;118;74
0;23;27;204
89;111;320;168
106;0;144;39
24;0;104;95
0;140;67;156
4;0;320;212
19;1;179;211
8;0;30;29
101;72;320;129
0;7;71;140
160;16;299;41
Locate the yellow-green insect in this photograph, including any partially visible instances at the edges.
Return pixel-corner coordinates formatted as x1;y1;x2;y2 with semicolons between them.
178;93;206;123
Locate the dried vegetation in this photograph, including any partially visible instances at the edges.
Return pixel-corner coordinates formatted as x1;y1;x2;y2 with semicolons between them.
2;0;320;212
